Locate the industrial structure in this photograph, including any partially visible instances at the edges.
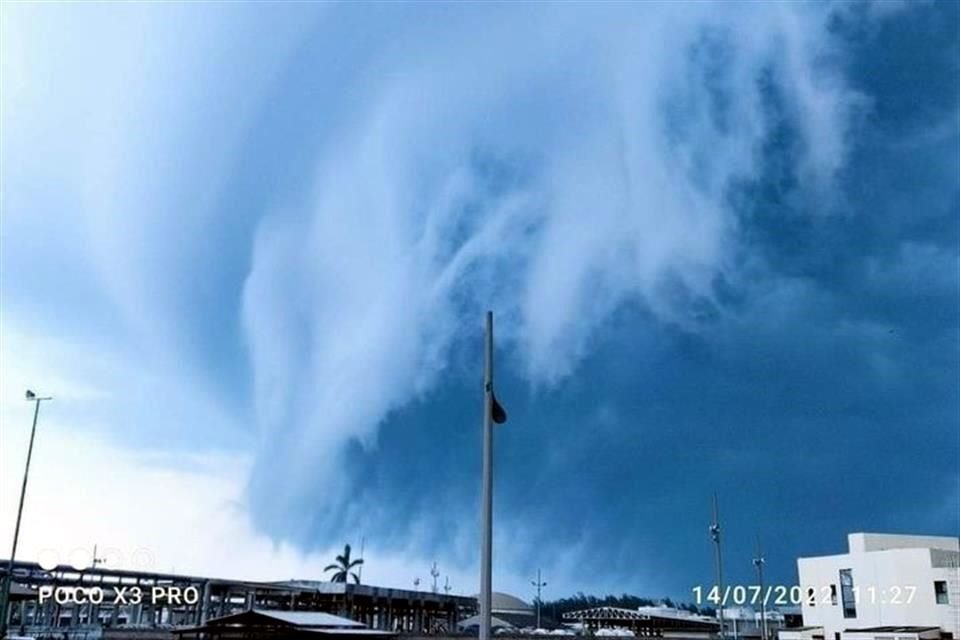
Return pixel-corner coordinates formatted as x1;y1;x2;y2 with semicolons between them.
562;605;720;638
0;560;475;639
779;533;960;640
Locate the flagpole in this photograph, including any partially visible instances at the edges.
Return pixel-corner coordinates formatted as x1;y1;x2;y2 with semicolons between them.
480;311;494;640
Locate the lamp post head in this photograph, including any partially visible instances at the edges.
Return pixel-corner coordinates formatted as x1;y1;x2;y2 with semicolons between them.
25;390;35;400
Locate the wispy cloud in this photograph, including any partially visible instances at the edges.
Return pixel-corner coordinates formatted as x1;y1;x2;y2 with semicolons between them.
241;2;865;542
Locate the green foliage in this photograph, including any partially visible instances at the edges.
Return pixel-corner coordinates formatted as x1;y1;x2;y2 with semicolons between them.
539;593;715;618
323;544;364;584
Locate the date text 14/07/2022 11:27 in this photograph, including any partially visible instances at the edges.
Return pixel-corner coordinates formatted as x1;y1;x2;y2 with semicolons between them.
691;584;918;607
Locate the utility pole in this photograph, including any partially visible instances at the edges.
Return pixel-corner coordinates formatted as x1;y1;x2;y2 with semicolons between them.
531;569;547;629
753;537;767;640
710;493;726;640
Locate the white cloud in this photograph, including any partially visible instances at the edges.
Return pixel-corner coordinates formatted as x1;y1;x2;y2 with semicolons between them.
0;322;572;595
0;419;466;588
0;400;545;596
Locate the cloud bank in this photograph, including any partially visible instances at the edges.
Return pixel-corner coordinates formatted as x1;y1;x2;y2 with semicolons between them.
2;0;955;598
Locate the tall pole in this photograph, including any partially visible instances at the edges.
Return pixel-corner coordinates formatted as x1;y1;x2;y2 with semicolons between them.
753;537;767;640
1;392;51;636
479;311;495;640
710;493;725;640
532;569;547;629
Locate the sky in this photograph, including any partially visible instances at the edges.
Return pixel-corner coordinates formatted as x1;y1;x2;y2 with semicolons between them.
0;0;957;604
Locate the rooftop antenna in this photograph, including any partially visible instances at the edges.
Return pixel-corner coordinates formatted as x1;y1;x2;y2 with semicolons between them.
430;562;440;594
444;576;452;595
92;544;106;569
357;537;365;584
531;569;547;629
413;577;421;590
710;492;726;640
753;536;767;640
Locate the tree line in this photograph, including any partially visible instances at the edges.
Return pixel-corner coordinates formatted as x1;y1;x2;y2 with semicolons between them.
537;593;717;619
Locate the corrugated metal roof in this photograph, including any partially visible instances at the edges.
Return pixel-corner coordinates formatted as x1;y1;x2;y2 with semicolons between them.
250;609;365;628
845;627;940;633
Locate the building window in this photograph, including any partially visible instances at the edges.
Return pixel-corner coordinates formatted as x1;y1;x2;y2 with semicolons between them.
839;569;857;619
830;584;838;605
935;580;949;605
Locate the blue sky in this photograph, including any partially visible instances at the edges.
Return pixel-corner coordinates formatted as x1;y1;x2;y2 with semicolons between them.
0;1;957;602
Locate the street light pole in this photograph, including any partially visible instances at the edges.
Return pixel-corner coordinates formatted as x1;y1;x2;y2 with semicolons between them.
531;569;547;629
0;390;52;636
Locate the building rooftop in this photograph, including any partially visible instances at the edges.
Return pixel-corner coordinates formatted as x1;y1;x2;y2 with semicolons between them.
847;533;959;554
469;592;534;613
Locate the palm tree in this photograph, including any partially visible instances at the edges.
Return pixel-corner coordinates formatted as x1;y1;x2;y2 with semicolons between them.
324;544;364;584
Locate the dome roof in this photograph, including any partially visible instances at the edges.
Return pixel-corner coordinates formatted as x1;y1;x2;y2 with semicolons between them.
472;592;532;613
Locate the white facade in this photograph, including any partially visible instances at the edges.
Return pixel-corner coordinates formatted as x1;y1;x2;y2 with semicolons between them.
721;606;789;639
791;533;960;640
779;628;828;640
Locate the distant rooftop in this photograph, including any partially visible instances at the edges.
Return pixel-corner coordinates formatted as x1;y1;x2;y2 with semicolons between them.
468;592;533;613
249;610;366;628
847;533;959;554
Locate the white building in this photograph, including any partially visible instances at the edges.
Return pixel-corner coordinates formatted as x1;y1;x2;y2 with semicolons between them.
779;533;960;640
721;605;790;639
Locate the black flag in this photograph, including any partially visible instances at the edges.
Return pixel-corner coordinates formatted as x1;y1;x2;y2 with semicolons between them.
491;390;507;424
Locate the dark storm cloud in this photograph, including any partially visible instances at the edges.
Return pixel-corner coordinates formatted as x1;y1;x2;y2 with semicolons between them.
260;1;959;597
